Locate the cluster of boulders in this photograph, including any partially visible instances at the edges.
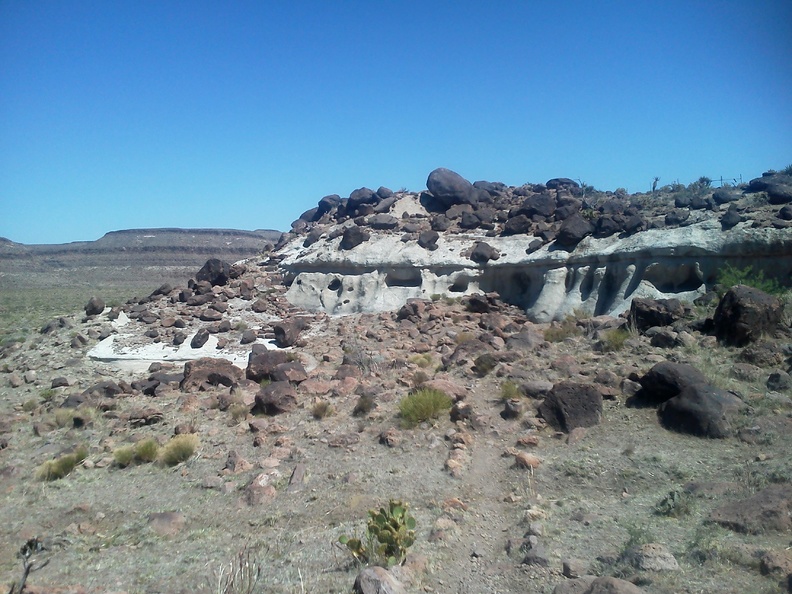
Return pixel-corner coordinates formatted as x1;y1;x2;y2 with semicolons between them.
286;167;792;257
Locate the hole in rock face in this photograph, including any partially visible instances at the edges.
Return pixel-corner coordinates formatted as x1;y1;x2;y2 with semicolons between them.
385;270;422;287
327;278;342;291
643;262;704;292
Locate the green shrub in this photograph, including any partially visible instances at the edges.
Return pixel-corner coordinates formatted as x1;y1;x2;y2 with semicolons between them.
500;380;521;400
113;445;136;468
54;408;76;428
398;388;452;428
655;488;694;517
134;438;160;463
36;445;88;481
352;394;376;417
781;164;792;175
601;327;630;352
312;400;334;419
716;263;783;295
339;499;417;567
544;317;582;342
228;403;250;422
159;434;198;466
114;438;160;467
408;353;434;369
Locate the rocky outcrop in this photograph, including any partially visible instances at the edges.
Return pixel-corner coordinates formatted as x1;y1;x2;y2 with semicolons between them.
279;169;792;321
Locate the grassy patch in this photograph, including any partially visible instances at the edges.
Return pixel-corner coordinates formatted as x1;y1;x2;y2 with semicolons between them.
36;445;88;481
159;434;199;466
398;388;452;428
544;317;582;342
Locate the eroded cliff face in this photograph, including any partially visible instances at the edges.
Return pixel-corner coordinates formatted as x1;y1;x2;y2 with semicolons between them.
280;198;792;322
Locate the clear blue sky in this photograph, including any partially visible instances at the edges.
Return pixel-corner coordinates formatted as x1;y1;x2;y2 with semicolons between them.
1;1;790;245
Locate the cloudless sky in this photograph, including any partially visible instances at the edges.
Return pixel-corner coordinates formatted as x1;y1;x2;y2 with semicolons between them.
1;1;790;244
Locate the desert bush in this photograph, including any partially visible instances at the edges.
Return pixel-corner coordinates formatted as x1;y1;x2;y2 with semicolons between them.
654;488;694;517
228;403;250;422
398;388;452;428
134;438;160;463
339;499;416;567
716;263;783;295
210;544;262;594
600;327;630;352
500;380;521;400
36;445;88;481
21;399;38;413
544;317;582;342
39;388;56;402
54;408;76;428
113;445;136;468
113;438;160;467
781;163;792;175
311;400;333;419
352;394;376;417
454;331;475;344
408;353;433;369
159;434;199;466
411;370;429;388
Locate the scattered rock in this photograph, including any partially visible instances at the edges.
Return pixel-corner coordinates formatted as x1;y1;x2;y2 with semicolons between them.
538;381;603;431
713;285;784;346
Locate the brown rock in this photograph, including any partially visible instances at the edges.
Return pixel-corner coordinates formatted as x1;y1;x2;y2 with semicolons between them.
714;285;784;346
538;381;602;432
180;358;244;391
710;484;792;534
147;512;186;537
253;381;298;415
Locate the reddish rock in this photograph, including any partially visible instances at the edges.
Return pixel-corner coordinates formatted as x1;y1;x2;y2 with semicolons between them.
180;358;244;391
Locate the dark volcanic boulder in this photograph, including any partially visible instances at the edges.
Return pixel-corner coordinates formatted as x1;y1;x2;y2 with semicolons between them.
190;328;211;349
273;319;307;348
367;214;399;230
253;381;298;415
538;381;603;431
657;383;739;438
180;357;244;391
545;177;579;191
417;230;440;251
501;214;532;236
747;173;792;204
246;349;291;383
629;298;685;332
470;241;500;264
85;296;105;316
720;204;742;230
339;226;370;250
712;188;740;204
426;168;474;208
593;214;624;238
196;258;231;286
713;285;784;346
637;361;708;405
555;214;593;249
517;193;556;219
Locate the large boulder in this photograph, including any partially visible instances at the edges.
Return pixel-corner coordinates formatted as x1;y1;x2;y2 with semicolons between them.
84;296;105;316
516;193;556;219
555;214;593;249
426;168;474;209
713;285;784;346
629;298;686;332
353;566;406;594
636;361;708;405
340;226;370;250
246;349;292;383
538;381;603;431
470;242;500;264
747;173;792;204
552;576;644;594
195;258;231;286
180;358;244;391
252;381;298;415
710;484;792;534
657;383;739;438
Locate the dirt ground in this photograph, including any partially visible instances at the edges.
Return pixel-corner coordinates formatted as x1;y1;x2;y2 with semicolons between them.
1;268;791;594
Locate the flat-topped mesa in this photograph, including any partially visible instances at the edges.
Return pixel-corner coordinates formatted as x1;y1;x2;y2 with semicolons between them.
279;168;792;321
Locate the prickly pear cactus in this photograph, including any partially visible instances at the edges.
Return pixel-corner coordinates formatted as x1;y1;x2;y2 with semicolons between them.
366;500;416;566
